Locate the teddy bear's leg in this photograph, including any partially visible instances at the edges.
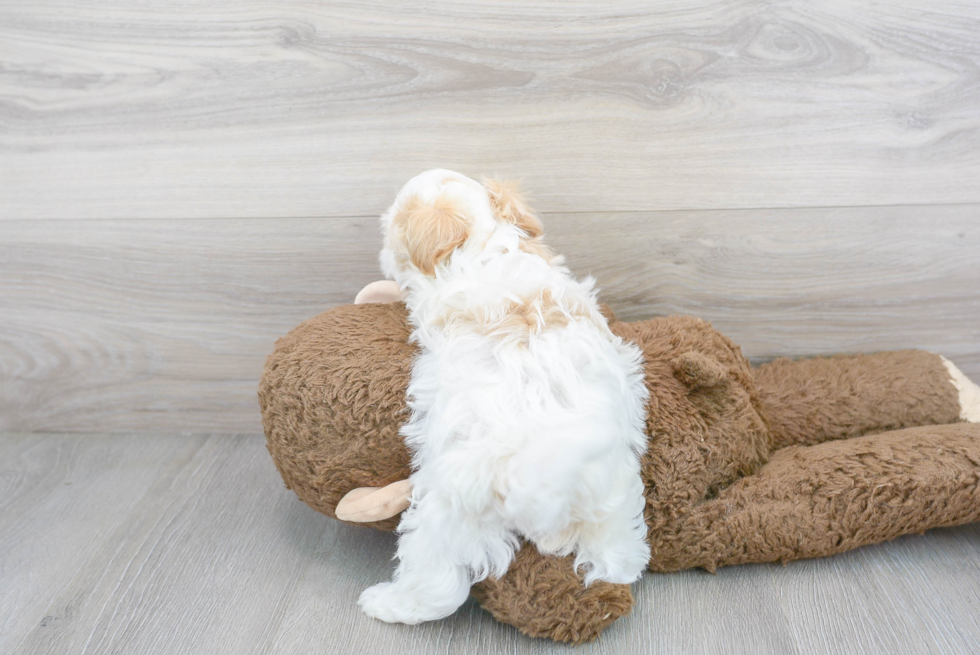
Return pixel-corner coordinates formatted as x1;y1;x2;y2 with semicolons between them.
753;350;966;449
471;543;635;644
648;422;980;573
564;464;650;587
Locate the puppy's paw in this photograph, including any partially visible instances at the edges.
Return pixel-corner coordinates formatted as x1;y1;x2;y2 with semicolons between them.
574;536;649;586
359;582;415;624
576;554;646;586
358;581;456;625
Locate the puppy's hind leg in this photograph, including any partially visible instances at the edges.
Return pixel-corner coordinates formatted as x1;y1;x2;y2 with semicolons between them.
572;469;649;586
358;489;517;624
357;548;470;624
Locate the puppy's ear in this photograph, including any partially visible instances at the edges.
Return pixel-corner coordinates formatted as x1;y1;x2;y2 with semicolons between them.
393;194;470;275
482;178;544;238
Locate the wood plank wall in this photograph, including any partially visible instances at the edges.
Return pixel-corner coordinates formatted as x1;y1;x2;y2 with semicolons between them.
2;1;978;434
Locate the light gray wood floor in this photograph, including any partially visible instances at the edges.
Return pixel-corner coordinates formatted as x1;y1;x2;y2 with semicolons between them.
2;432;978;655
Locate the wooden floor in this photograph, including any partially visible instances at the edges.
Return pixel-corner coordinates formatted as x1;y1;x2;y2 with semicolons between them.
2;432;978;655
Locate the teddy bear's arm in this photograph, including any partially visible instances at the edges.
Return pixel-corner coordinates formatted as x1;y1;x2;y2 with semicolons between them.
648;422;980;573
754;351;962;449
471;542;634;644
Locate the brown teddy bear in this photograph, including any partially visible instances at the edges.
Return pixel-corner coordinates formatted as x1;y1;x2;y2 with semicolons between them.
258;282;980;644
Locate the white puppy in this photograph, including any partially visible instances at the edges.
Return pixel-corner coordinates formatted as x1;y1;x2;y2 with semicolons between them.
358;169;650;624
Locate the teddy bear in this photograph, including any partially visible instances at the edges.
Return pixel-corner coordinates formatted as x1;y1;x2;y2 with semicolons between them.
258;280;980;644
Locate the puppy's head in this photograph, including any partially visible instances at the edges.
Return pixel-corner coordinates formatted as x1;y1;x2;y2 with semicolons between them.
380;169;550;280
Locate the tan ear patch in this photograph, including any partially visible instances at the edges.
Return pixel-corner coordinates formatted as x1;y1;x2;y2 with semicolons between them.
482;178;544;239
392;193;471;275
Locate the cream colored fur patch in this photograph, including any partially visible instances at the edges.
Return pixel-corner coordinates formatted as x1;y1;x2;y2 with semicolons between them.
941;356;980;422
354;280;404;304
336;480;412;522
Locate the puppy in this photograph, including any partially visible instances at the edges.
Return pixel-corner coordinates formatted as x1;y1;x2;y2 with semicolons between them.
358;169;650;624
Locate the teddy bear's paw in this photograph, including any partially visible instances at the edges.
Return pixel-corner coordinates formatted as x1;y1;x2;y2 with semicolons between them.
942;357;980;422
358;579;467;625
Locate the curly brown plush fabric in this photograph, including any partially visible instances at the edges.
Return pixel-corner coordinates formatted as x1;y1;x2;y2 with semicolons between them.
756;351;962;449
258;302;977;644
262;302;414;531
471;547;635;643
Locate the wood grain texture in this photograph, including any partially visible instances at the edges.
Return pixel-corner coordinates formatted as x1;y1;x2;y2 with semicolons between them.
0;218;381;433
551;204;980;374
2;206;977;434
1;433;978;655
1;0;979;219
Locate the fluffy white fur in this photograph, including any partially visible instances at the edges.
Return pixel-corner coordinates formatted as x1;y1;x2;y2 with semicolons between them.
357;169;650;624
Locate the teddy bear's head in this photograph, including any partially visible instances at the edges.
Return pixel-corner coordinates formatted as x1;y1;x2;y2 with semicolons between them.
259;302;417;531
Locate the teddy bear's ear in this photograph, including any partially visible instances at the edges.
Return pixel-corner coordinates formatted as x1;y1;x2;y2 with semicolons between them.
354;280;404;304
672;351;729;390
482;178;544;239
335;479;412;522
